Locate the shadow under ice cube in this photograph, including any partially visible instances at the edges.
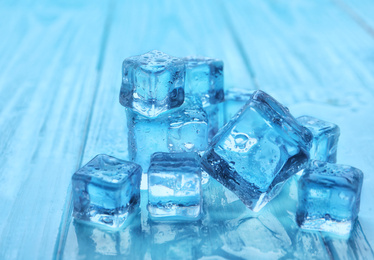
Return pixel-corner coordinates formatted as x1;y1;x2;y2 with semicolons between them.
296;160;363;236
147;152;202;221
72;154;142;229
297;115;340;163
119;50;185;117
202;90;312;212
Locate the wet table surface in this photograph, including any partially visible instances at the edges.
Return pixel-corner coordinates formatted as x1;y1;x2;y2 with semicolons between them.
1;0;374;259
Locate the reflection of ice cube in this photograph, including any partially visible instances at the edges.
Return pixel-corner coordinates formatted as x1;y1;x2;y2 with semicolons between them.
221;215;292;258
149;222;201;259
183;56;224;107
294;230;330;258
297;115;340;163
202;90;312;212
73;217;143;258
127;98;209;171
72;154;141;229
147;152;202;220
296;160;363;236
119;50;185;117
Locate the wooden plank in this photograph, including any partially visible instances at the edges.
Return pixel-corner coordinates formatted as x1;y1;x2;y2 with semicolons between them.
0;1;110;259
222;0;374;103
334;0;374;38
223;0;374;255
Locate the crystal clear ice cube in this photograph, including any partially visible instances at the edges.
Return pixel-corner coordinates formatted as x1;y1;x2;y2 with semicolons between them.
72;154;142;229
202;90;312;212
204;103;225;142
119;50;185;117
223;89;254;123
297;115;340;163
296;160;363;236
184;57;224;107
168;98;209;153
147;152;202;220
127;97;209;171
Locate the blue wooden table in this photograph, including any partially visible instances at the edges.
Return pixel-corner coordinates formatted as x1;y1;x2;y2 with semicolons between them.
1;0;374;259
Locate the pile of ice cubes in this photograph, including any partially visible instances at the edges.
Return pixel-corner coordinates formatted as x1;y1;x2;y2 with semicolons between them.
71;50;364;237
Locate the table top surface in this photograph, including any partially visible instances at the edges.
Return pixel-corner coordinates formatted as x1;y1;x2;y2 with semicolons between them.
1;0;374;259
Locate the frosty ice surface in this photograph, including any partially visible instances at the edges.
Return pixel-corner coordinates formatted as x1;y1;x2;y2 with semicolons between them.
72;154;142;229
296;160;363;236
127;97;208;171
297;115;340;163
202;90;312;212
183;56;224;106
119;50;185;117
147;152;202;220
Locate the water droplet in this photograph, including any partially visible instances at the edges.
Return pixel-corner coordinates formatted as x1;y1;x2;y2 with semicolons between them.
184;143;195;150
234;134;249;149
339;192;349;200
101;216;113;224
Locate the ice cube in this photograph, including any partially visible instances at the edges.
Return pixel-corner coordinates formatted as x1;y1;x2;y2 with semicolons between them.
204;103;225;142
223;88;254;123
296;160;363;236
202;90;312;212
72;154;142;229
119;50;185;117
203;89;253;142
183;57;224;107
297;115;340;163
147;152;202;220
127;97;209;171
168;98;209;153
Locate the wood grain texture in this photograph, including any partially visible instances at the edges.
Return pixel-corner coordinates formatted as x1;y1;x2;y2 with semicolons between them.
0;1;110;259
336;0;374;38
